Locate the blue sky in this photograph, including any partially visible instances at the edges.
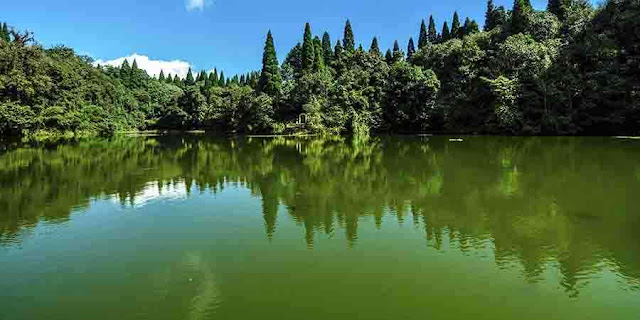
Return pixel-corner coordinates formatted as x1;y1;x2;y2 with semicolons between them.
3;0;548;78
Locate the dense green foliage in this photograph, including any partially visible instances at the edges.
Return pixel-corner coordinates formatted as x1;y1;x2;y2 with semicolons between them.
1;0;639;137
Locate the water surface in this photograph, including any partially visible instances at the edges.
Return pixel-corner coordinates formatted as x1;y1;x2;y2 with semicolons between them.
1;135;639;320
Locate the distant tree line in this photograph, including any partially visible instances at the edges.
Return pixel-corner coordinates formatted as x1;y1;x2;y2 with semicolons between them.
1;0;639;137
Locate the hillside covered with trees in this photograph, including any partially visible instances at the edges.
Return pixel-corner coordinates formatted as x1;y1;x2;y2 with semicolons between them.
0;0;639;137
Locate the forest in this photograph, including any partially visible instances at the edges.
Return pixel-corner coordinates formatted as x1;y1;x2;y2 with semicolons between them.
0;0;639;137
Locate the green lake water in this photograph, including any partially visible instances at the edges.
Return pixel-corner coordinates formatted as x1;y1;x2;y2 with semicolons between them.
1;135;639;320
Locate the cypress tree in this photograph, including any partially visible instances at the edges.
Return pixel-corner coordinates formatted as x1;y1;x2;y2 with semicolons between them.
185;67;195;85
441;22;451;41
451;12;461;38
407;37;416;59
369;37;381;57
204;72;211;87
467;19;480;35
322;32;333;65
1;23;10;42
211;69;218;87
120;59;131;82
218;71;225;87
173;75;181;85
334;40;343;60
166;73;172;84
418;19;428;49
428;16;438;43
547;0;566;19
159;70;165;81
302;23;315;72
392;40;403;63
511;0;530;34
485;0;497;31
385;49;393;64
343;20;355;52
313;36;325;71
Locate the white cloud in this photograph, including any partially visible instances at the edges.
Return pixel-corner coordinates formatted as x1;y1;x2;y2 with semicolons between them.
186;0;211;11
94;54;192;79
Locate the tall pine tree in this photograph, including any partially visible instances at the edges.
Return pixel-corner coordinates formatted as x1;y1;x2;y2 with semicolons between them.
428;15;438;43
218;71;225;87
322;32;333;66
159;70;165;82
302;23;315;72
185;67;195;85
334;40;343;60
511;0;530;34
369;37;381;57
392;40;404;63
313;36;325;71
407;37;416;59
451;12;461;38
485;0;497;31
385;49;393;64
418;19;428;49
343;20;355;52
441;22;451;41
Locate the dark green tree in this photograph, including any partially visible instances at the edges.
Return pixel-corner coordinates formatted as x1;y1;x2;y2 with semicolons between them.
485;0;497;31
173;74;181;85
441;22;451;41
1;23;10;42
159;70;165;81
343;20;355;52
313;36;325;71
166;73;172;84
419;19;429;49
407;37;416;59
428;15;438;43
218;71;225;87
210;70;218;87
392;40;404;63
511;0;530;34
334;40;343;60
302;23;315;72
369;37;381;57
385;49;393;64
185;67;195;85
451;12;461;38
322;32;333;65
547;0;568;19
258;31;282;96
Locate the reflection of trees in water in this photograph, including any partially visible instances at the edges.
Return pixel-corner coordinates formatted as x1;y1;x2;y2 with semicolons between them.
1;135;639;295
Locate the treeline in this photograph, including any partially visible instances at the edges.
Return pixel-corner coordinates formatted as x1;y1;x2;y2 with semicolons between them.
1;0;639;137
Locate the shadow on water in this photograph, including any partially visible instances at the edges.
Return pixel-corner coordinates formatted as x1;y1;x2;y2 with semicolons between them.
1;134;639;296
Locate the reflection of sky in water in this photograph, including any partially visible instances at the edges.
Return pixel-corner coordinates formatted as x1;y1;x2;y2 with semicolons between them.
112;181;188;208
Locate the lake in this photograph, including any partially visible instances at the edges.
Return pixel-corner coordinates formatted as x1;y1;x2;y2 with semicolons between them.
1;135;639;320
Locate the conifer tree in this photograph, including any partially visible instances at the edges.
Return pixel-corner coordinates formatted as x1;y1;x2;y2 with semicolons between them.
369;37;381;57
334;40;343;60
159;70;165;82
441;22;451;41
211;69;218;87
523;0;533;10
385;49;393;64
451;12;461;38
218;71;225;87
392;40;404;63
257;31;282;96
343;20;355;52
302;23;315;72
120;59;131;83
173;75;181;85
185;67;195;85
1;23;10;42
166;73;172;84
239;74;245;86
313;36;325;71
407;37;416;59
511;0;530;34
322;32;333;65
547;0;567;19
467;19;480;35
418;19;428;49
204;72;210;87
485;0;497;31
428;15;438;43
